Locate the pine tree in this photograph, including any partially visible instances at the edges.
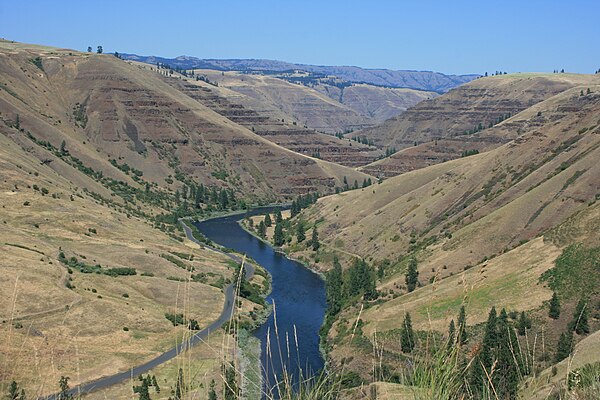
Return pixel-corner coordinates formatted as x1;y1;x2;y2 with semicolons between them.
8;381;25;400
257;221;266;238
470;307;497;395
555;330;573;362
296;221;306;242
174;368;184;400
549;292;561;319
400;312;415;353
264;213;272;227
517;311;529;336
138;377;151;400
58;376;72;400
447;319;456;348
496;308;520;399
273;223;284;247
152;375;160;393
326;256;344;315
311;226;320;251
290;200;300;218
571;298;590;335
208;379;217;400
405;256;418;292
275;208;283;223
224;364;237;400
457;305;468;344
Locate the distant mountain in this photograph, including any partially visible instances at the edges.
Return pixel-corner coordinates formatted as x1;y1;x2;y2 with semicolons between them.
121;54;479;93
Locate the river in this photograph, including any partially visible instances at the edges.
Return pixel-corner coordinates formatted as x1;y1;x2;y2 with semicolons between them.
195;209;327;393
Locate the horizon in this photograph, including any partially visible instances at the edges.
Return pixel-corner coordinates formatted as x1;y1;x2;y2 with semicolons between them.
2;0;598;75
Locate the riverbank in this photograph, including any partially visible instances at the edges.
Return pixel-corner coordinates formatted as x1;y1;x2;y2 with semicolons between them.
238;217;326;280
196;211;327;389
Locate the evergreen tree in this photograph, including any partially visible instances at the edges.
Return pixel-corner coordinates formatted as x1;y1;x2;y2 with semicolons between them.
58;376;72;400
457;305;468;344
290;200;300;218
296;221;306;242
87;46;92;52
264;213;272;227
138;377;151;400
549;292;561;319
275;208;283;223
208;379;217;400
311;226;320;251
224;364;237;400
346;258;376;299
495;308;521;399
60;140;67;154
470;307;497;395
405;256;418;292
353;180;359;190
400;312;415;353
555;330;573;362
517;311;530;336
571;298;590;335
257;221;266;238
326;256;344;315
447;319;456;348
219;189;229;209
174;368;184;400
8;381;25;400
152;375;160;393
97;45;103;54
273;223;284;247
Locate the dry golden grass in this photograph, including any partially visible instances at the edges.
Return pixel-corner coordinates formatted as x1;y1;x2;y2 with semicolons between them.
362;237;560;333
0;125;239;396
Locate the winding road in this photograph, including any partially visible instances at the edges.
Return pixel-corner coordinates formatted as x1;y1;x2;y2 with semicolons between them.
41;219;254;400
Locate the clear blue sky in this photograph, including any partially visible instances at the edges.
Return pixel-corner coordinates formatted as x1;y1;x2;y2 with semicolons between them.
2;0;598;75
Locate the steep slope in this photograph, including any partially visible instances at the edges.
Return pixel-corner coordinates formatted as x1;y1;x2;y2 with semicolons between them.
354;74;598;178
302;84;600;277
313;83;438;123
194;69;374;133
0;41;369;203
281;80;600;395
153;69;383;167
122;54;479;93
0;112;242;397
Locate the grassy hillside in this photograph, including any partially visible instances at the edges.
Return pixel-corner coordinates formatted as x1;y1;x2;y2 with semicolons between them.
275;82;600;398
0;126;250;398
314;83;438;123
148;67;384;168
0;41;369;204
356;73;599;177
195;69;374;133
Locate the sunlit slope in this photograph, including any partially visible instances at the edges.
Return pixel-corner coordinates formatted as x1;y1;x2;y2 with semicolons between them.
303;85;600;279
0;40;369;201
0;125;236;396
355;73;599;177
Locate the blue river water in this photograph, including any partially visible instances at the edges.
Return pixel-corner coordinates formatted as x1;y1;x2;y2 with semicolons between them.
195;209;326;392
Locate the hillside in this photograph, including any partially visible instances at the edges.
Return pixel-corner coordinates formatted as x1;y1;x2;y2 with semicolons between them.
0;41;369;204
171;78;383;167
0;107;245;398
278;82;600;395
122;54;478;93
192;69;373;133
0;40;370;397
313;82;438;123
355;74;599;176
